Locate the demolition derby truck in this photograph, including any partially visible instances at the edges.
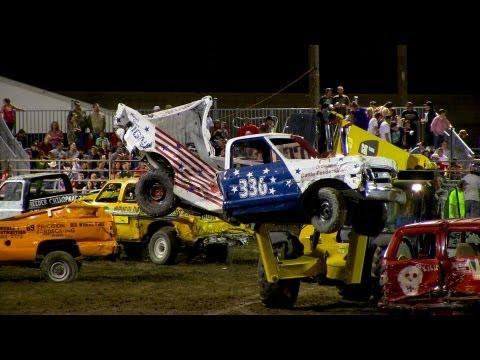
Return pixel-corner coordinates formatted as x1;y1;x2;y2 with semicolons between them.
0;204;118;282
0;173;79;220
113;96;405;236
80;178;254;264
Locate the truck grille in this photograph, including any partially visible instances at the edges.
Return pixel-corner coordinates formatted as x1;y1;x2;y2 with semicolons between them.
370;168;393;184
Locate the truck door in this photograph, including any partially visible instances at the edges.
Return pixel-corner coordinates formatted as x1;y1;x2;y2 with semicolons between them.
119;183;142;241
383;231;441;302
0;181;24;220
221;137;300;216
92;182;133;241
443;230;480;295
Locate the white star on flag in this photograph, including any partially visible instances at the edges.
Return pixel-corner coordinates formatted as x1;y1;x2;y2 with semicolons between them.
269;187;276;195
263;168;270;174
286;180;292;187
231;186;238;194
269;176;276;183
233;169;240;176
247;172;253;178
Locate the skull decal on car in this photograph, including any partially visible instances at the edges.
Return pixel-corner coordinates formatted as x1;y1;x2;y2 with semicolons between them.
398;265;423;296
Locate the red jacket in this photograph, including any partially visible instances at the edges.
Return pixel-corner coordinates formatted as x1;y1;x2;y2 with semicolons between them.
238;124;259;137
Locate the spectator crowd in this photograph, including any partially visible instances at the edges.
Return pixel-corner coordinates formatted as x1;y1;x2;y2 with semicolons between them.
1;90;479;217
1;99;150;193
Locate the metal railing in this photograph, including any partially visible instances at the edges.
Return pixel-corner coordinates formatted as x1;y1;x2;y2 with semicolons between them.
12;106;426;140
3;158;147;193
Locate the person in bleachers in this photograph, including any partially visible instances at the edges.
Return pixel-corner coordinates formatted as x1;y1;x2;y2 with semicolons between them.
47;121;64;148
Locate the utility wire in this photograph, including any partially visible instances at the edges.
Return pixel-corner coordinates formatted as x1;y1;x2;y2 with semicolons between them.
216;67;314;121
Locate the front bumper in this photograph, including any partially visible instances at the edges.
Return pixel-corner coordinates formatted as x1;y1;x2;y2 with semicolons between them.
364;184;406;204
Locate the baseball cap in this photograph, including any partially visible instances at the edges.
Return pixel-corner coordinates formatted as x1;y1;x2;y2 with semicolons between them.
153;105;161;111
424;101;433;106
406;101;413;106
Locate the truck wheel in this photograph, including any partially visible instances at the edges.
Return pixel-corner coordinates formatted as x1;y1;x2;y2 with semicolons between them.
136;170;176;217
40;251;79;283
257;243;300;309
311;188;346;234
352;201;387;237
258;260;300;309
339;244;385;302
148;226;179;265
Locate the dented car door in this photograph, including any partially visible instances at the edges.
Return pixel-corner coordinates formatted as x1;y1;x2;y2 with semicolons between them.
443;229;480;296
383;229;442;302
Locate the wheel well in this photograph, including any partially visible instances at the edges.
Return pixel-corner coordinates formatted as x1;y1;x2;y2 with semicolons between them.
145;221;175;241
145;153;175;180
36;240;80;259
302;179;350;215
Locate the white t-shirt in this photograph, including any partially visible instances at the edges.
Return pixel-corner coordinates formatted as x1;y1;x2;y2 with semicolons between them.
462;173;480;201
368;118;379;135
379;121;390;141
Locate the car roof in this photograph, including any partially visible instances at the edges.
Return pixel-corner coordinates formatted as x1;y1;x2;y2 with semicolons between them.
401;218;480;230
6;172;69;181
103;178;138;185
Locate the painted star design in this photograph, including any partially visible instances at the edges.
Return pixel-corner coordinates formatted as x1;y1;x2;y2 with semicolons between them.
231;186;238;194
115;117;122;123
286;180;292;187
247;172;253;178
295;168;301;174
269;176;276;183
354;164;359;168
233;169;240;176
263;168;270;174
162;145;168;151
179;163;184;171
176;143;182;149
144;126;150;132
269;187;276;195
197;170;203;176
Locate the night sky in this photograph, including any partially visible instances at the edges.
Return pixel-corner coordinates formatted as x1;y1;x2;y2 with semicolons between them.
2;8;477;95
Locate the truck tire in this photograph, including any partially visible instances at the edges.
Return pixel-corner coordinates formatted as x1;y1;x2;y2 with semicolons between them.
257;243;300;308
148;226;179;265
40;251;79;283
258;260;300;309
339;244;384;302
135;170;176;217
311;187;346;234
352;201;387;237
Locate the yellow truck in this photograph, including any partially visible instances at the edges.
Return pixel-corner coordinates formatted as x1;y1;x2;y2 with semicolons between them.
256;115;439;308
0;203;118;282
81;178;254;264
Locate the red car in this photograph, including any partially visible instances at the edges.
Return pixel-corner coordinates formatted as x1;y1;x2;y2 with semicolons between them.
379;219;480;311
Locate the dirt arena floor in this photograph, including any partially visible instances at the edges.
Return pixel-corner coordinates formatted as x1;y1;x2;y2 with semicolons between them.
0;242;382;315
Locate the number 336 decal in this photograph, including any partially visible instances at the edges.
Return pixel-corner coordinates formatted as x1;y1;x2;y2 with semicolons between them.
238;176;268;199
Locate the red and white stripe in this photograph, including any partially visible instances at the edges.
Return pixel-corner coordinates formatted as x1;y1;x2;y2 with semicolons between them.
154;127;224;207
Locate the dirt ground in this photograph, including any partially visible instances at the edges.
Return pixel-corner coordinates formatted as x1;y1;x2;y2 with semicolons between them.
0;242;381;315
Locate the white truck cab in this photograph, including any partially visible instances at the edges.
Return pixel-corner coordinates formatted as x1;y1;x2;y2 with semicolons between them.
0;173;76;220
